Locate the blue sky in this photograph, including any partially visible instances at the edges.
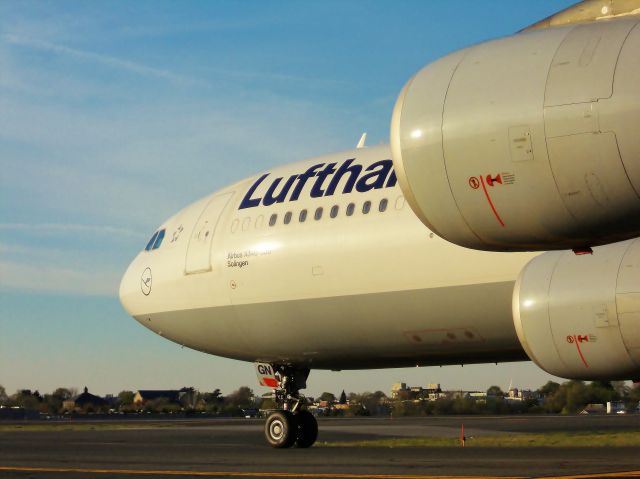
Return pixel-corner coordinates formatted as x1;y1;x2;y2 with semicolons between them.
0;1;576;397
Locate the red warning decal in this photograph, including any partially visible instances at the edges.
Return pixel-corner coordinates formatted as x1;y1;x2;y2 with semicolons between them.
485;172;516;187
485;174;502;187
468;172;515;227
567;335;591;344
566;335;590;368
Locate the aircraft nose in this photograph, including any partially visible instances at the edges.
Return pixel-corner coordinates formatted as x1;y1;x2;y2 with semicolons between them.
119;258;142;317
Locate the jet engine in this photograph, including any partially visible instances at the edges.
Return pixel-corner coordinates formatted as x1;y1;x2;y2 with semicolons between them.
390;18;640;252
513;239;640;380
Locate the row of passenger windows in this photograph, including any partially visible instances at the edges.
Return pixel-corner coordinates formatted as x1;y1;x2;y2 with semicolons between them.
144;229;165;251
231;196;404;234
269;198;389;227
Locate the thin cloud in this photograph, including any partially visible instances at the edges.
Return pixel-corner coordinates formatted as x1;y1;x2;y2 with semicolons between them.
0;260;118;297
0;223;145;239
206;66;349;88
2;34;206;87
115;17;269;39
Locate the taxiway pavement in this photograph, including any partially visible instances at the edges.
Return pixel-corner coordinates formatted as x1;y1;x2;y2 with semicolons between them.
1;415;639;478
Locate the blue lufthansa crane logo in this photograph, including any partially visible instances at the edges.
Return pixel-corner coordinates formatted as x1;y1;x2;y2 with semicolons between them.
140;267;152;296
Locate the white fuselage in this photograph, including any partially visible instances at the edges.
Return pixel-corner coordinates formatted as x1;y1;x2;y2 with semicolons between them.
119;145;539;369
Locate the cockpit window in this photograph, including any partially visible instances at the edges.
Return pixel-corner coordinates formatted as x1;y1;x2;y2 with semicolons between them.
145;232;159;251
145;229;166;251
152;229;165;249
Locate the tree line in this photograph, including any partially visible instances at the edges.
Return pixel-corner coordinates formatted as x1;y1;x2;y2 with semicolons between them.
0;385;258;416
332;381;640;416
1;380;639;417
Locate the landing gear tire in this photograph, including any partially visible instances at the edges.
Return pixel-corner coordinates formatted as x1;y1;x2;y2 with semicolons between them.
259;364;316;448
294;410;318;448
265;410;296;448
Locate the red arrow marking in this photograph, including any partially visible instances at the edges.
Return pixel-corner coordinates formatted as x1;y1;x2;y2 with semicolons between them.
480;175;505;227
572;335;590;368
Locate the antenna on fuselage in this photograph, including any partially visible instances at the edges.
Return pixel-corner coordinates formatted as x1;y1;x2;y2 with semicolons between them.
356;132;367;149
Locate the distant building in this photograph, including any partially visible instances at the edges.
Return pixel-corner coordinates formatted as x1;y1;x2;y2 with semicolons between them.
63;387;107;412
104;394;118;408
0;406;38;420
75;387;107;408
449;390;469;399
422;384;445;401
391;383;408;399
391;383;445;401
504;388;524;401
580;403;606;414
468;391;488;399
133;387;197;408
390;382;545;403
134;390;180;405
607;401;625;414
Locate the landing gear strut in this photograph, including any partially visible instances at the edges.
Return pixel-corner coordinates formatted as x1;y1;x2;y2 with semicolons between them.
262;365;318;448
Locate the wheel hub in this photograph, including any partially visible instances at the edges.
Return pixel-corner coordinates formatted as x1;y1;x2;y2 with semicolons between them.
269;420;284;440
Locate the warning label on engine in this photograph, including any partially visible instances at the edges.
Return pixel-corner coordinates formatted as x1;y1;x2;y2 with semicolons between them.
467;172;515;228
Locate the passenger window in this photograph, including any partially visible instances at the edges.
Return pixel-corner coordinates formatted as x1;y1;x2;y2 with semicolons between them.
299;209;308;222
255;215;264;229
284;212;292;225
242;217;250;231
362;201;371;214
330;205;339;218
152;229;165;249
379;198;388;212
269;214;277;227
145;231;158;251
346;203;355;217
395;196;405;210
231;219;239;234
314;207;323;221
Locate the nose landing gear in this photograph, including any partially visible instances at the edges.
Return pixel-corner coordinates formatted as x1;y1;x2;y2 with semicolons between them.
260;365;318;448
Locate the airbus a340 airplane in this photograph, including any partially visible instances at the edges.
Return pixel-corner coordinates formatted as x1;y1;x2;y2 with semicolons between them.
120;0;640;448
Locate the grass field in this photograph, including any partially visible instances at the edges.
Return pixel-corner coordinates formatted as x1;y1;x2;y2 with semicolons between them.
0;421;203;432
322;431;640;448
3;421;640;448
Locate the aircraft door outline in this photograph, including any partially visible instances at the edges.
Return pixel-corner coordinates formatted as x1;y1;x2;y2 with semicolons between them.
185;192;233;274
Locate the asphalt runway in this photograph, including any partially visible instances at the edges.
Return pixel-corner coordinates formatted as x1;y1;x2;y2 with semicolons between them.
1;415;639;478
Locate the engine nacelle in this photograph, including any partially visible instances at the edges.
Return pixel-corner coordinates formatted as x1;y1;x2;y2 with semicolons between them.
513;239;640;380
391;18;640;252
